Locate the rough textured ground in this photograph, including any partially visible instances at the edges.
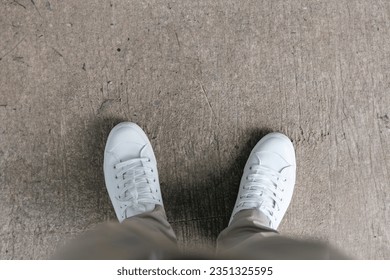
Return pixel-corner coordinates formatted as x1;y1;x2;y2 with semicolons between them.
0;0;389;259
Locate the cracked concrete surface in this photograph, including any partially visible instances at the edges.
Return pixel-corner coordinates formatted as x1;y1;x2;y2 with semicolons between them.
0;0;389;259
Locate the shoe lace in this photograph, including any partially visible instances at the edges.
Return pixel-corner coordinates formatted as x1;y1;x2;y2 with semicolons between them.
114;157;160;219
238;165;287;224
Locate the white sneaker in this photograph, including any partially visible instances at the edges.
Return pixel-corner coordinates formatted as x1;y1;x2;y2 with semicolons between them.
103;122;163;223
230;132;296;230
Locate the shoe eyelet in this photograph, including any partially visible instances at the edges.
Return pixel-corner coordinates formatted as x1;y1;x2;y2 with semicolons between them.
249;166;252;170
117;186;119;189
151;169;154;172
153;179;156;182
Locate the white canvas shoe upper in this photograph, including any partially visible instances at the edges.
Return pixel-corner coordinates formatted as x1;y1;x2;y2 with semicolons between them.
230;132;296;230
103;122;163;223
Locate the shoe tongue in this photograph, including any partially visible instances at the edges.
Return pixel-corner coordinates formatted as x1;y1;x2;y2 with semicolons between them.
125;202;155;217
255;151;290;172
123;179;155;217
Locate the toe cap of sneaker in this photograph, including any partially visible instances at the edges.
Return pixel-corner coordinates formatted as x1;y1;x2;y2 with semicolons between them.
104;122;156;164
256;132;296;166
105;123;147;151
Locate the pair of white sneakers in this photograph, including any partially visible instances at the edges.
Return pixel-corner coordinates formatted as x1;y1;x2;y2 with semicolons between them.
104;122;296;230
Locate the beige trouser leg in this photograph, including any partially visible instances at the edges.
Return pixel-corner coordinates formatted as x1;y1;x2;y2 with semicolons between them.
217;209;278;255
216;209;348;259
55;205;178;259
56;206;348;259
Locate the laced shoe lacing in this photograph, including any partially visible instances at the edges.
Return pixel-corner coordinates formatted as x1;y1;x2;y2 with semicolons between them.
113;157;161;220
236;162;288;226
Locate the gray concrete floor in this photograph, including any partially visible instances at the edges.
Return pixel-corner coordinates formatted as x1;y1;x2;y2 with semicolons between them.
0;0;389;259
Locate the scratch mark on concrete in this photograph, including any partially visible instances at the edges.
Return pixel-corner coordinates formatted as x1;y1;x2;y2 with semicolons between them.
13;56;30;67
97;98;121;115
30;0;42;18
12;0;26;9
0;36;26;61
51;47;63;57
201;84;216;119
174;31;181;48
